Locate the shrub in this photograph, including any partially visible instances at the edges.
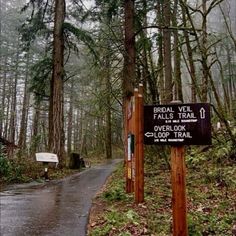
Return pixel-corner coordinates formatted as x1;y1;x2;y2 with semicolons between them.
0;152;11;178
0;148;29;183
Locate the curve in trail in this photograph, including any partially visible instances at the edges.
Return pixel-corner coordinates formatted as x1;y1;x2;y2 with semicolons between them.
0;159;122;236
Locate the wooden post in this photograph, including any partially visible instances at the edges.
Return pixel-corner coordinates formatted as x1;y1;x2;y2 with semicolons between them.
170;100;188;235
125;98;133;193
126;85;144;202
133;88;138;199
134;85;144;203
137;84;144;203
171;146;188;235
43;162;49;181
130;96;135;192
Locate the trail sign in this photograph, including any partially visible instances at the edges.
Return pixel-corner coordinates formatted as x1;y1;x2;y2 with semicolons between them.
36;152;59;163
144;103;211;145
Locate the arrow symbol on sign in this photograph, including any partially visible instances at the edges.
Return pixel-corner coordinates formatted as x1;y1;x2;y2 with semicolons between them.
200;107;206;119
145;132;154;138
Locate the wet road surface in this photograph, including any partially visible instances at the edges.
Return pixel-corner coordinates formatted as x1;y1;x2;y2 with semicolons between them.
0;159;121;236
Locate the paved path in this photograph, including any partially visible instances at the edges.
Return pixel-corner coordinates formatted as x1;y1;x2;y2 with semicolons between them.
0;159;121;236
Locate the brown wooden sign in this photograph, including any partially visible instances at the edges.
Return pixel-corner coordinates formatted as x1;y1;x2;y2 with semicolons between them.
144;103;211;145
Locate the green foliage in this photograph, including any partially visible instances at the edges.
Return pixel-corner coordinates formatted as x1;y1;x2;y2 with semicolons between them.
147;212;171;234
203;166;236;187
20;1;52;49
89;224;113;236
90;151;236;236
90;209;140;236
145;146;171;170
212;137;235;161
188;211;236;236
95;0;121;19
30;57;52;101
63;22;99;62
186;133;236;167
188;215;204;235
0;151;31;183
29;134;42;154
0;152;11;177
102;165;128;201
103;187;127;201
6;162;26;183
186;147;208;167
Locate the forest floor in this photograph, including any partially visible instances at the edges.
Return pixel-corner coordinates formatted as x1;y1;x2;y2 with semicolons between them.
87;152;236;236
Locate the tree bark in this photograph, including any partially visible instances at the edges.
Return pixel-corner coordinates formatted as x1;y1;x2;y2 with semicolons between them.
0;42;8;136
9;39;20;145
105;57;112;159
30;101;41;157
157;2;164;104
173;0;183;102
123;0;135;98
180;1;197;102
49;0;66;166
201;0;209;102
18;52;30;152
163;0;173;104
67;80;74;156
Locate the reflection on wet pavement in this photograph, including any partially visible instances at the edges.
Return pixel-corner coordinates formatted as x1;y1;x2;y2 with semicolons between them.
0;159;121;236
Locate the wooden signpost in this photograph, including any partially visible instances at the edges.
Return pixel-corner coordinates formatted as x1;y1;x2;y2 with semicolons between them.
125;98;211;235
144;103;211;145
125;84;144;203
36;152;59;180
134;86;144;203
142;102;211;236
171;145;188;236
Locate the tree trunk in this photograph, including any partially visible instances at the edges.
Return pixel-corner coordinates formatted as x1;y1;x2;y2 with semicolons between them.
141;0;159;104
163;0;173;104
157;2;164;104
3;88;11;139
226;45;234;115
67;80;74;156
173;0;183;102
180;2;197;102
49;0;66;166
18;52;30;152
123;0;135;163
30;101;41;157
73;109;80;152
123;0;135;98
105;57;112;159
209;73;236;147
0;0;2;61
201;0;209;102
9;39;20;145
0;42;8;136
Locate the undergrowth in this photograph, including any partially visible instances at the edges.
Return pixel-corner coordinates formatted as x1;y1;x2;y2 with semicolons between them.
88;139;236;236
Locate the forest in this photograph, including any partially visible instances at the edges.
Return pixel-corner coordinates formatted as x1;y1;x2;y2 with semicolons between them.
0;0;235;184
0;0;236;235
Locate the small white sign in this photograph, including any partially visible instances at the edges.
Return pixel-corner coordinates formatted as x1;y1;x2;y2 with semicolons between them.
128;136;131;161
36;153;59;163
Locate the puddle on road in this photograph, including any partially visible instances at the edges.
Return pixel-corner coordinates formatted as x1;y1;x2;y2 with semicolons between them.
0;160;122;236
0;190;31;197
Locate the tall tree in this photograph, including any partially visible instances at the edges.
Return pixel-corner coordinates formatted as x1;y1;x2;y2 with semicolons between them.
66;78;74;156
18;52;31;152
8;37;20;145
48;0;66;165
163;0;173;104
172;0;183;101
180;0;198;102
123;0;135;98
